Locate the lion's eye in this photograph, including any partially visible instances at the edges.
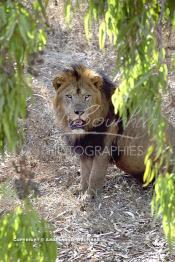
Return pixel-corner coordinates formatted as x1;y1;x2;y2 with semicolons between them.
84;95;91;101
66;95;72;99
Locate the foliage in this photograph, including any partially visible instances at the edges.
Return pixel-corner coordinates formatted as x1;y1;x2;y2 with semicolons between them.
65;0;175;244
0;0;47;151
0;1;58;261
0;201;57;262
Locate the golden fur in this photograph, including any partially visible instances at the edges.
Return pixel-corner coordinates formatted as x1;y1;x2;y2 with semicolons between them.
52;64;175;197
53;64;110;132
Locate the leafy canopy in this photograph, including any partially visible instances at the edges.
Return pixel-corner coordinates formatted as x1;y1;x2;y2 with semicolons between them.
0;202;57;262
0;1;58;261
65;0;175;245
0;0;47;151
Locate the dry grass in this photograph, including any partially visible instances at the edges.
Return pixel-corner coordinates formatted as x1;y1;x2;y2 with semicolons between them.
0;0;175;261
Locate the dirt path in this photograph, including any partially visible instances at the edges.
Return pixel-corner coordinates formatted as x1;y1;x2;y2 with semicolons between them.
1;1;175;261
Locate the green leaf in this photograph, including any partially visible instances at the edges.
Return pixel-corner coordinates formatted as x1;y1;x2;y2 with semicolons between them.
99;21;106;49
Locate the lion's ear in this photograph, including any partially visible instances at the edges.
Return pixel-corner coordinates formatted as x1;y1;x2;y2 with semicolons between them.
91;75;103;89
52;75;64;91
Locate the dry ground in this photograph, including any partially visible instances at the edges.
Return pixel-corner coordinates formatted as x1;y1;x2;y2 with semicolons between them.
1;1;175;261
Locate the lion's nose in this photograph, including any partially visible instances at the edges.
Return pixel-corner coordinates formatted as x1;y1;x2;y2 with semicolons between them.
74;110;84;116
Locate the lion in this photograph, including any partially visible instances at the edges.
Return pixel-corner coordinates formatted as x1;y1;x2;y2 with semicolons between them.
52;64;175;196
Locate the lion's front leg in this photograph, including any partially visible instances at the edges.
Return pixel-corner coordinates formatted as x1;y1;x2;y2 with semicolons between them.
80;157;93;193
87;154;109;197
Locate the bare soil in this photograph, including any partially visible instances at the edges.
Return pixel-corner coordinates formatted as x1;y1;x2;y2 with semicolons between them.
0;1;175;261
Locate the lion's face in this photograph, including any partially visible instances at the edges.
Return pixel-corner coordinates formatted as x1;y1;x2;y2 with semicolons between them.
52;65;109;133
60;83;99;128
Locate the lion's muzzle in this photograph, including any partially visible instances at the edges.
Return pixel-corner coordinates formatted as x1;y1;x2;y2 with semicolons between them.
69;119;86;130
